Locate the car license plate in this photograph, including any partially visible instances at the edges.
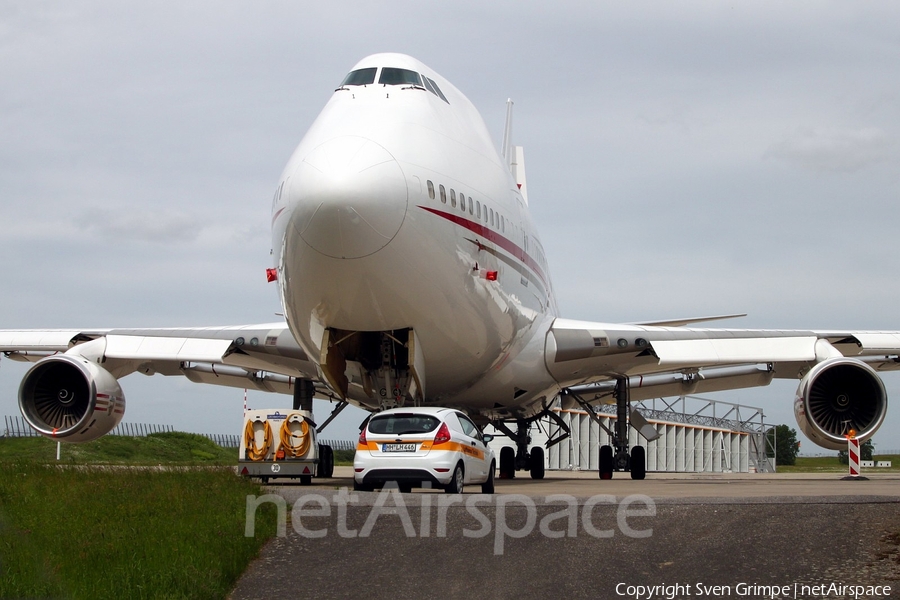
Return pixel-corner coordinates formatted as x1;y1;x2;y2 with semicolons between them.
381;443;417;452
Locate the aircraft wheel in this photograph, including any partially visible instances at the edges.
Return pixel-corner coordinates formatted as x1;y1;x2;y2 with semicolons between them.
482;461;496;494
599;445;614;480
630;446;646;480
530;446;545;480
300;475;312;486
499;446;515;479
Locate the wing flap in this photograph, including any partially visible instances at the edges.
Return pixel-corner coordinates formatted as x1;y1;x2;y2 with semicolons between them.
849;333;900;354
651;336;818;367
0;330;84;352
105;335;234;363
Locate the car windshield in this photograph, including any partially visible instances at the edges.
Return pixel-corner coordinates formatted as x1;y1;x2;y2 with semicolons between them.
378;67;422;86
368;414;440;435
340;68;377;86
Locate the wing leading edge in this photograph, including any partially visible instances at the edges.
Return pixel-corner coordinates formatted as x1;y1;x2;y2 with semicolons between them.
0;324;325;396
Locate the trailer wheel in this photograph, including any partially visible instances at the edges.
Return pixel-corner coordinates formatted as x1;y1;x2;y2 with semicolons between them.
317;444;334;478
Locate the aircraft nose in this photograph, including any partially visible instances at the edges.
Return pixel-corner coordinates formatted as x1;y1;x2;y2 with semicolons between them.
289;136;408;259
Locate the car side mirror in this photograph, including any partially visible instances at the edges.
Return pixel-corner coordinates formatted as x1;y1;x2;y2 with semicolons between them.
482;434;494;443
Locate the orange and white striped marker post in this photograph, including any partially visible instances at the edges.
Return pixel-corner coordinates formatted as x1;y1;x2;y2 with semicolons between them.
847;430;860;477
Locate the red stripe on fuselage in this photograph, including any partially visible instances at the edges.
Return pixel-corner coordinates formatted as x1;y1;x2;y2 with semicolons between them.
418;206;548;287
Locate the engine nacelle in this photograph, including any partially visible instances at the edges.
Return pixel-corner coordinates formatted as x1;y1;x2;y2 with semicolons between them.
19;354;126;443
794;357;887;450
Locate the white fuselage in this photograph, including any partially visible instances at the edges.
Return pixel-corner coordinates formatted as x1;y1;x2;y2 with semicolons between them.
270;54;560;418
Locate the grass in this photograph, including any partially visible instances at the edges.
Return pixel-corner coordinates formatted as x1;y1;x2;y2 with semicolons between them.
0;434;279;599
334;448;355;465
0;431;238;465
776;454;900;473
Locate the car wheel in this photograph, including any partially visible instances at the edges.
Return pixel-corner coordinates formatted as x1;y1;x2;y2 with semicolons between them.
481;461;495;494
353;479;372;492
445;463;465;494
530;446;545;480
499;446;515;479
399;483;412;494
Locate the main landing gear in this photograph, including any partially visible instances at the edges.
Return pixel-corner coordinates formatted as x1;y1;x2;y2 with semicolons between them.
564;377;646;480
492;408;569;480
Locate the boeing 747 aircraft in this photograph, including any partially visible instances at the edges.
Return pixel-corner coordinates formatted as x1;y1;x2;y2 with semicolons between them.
2;53;896;479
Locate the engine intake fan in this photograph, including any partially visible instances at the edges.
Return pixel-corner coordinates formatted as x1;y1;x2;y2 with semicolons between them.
19;354;125;443
794;357;887;450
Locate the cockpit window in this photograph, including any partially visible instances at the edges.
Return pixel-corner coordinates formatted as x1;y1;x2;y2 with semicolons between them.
341;68;377;86
424;76;449;103
379;67;422;86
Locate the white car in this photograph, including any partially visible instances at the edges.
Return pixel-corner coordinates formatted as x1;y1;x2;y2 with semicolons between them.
354;407;495;493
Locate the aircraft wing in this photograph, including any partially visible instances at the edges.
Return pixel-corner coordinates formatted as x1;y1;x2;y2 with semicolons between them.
547;318;900;404
0;324;329;397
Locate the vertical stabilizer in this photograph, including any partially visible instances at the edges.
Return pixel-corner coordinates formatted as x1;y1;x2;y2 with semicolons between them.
501;98;514;165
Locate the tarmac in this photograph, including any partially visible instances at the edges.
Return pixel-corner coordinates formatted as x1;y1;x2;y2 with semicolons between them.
229;468;900;599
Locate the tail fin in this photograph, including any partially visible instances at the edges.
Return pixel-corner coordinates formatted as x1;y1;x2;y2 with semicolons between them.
501;99;514;164
501;99;528;205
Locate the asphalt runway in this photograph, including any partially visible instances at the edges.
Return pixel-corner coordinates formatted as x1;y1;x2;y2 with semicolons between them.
230;469;900;600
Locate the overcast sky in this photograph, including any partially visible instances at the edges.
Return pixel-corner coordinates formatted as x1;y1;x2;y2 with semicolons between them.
2;2;899;452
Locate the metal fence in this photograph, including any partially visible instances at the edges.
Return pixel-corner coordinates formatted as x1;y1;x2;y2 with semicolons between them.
3;415;39;437
111;422;175;437
3;415;355;450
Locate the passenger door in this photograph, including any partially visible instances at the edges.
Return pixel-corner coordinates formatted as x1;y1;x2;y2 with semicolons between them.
456;413;490;482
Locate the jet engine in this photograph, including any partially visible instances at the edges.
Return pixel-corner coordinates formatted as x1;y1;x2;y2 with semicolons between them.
19;354;125;443
794;357;887;450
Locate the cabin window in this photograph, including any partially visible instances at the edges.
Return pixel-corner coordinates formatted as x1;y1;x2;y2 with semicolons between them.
427;180;435;200
379;68;422;86
476;200;481;219
468;197;474;215
489;208;494;227
439;184;446;204
450;189;457;208
340;68;377;86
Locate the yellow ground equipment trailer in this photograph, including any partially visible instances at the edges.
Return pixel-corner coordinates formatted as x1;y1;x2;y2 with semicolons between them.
238;409;334;484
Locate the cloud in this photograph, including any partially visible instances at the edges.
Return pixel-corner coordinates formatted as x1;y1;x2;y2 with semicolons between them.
76;208;203;243
765;126;891;172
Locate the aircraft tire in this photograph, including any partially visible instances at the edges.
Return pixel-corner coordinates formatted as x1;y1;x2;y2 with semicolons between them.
482;461;496;494
499;446;515;479
599;445;614;479
530;446;545;480
630;446;646;480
